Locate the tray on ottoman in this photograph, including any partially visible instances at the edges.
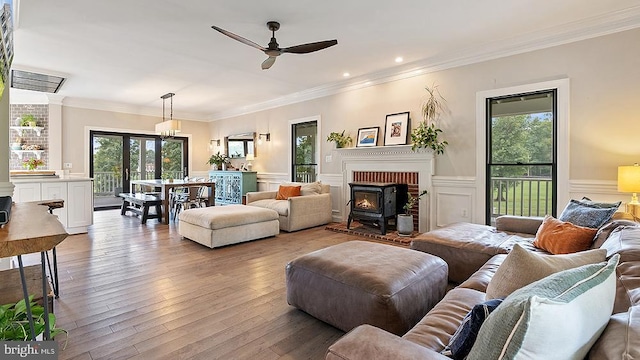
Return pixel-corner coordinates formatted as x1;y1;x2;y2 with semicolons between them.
286;240;448;335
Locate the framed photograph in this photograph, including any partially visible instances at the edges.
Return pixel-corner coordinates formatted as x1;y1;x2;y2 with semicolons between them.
384;111;410;146
356;127;379;147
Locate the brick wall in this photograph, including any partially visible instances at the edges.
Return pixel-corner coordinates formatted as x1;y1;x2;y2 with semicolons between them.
9;104;49;170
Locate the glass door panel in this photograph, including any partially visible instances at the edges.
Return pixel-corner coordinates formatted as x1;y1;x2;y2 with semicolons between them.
162;139;186;180
91;133;124;209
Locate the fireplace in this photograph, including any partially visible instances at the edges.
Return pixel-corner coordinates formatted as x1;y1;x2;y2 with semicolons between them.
347;182;408;235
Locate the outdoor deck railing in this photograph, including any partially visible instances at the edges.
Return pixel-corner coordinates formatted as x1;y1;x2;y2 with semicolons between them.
491;176;552;218
93;171;184;196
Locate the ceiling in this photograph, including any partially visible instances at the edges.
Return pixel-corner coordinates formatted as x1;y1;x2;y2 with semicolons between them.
10;0;640;121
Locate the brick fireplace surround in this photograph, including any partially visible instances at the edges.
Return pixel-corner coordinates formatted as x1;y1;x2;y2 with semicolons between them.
338;145;434;232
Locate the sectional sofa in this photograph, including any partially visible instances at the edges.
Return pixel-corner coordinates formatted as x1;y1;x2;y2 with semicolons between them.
326;214;640;359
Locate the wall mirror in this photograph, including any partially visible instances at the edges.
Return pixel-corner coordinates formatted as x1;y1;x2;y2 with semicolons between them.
224;132;256;158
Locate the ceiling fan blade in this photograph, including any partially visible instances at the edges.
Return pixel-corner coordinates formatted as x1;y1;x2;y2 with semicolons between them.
211;25;266;51
281;40;338;54
262;56;276;70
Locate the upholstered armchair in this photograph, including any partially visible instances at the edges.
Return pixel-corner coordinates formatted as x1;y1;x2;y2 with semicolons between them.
245;182;332;232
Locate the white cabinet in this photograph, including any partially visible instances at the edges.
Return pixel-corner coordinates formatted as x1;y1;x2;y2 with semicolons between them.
41;182;68;227
13;183;41;202
66;181;93;230
11;179;94;234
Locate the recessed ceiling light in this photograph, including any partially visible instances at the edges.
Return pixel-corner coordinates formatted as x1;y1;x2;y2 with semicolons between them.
395;57;403;63
343;72;350;77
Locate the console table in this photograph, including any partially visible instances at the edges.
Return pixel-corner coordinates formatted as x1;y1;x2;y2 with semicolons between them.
0;201;68;340
208;171;257;205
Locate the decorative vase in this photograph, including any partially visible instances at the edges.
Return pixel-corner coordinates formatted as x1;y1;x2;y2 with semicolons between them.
397;214;414;236
221;163;227;171
211;164;218;171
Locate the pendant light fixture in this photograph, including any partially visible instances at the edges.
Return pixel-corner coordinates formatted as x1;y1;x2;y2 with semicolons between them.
155;92;181;139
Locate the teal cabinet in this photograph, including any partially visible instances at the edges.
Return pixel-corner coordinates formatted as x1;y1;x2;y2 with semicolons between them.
208;171;257;205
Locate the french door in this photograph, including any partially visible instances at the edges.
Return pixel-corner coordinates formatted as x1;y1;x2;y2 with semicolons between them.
90;131;188;209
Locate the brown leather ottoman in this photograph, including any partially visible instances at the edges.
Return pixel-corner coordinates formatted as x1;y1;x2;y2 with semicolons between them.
285;240;448;335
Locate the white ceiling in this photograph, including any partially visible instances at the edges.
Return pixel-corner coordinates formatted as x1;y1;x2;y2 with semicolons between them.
10;0;640;121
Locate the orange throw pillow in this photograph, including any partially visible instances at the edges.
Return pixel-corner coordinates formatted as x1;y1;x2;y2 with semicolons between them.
276;185;301;200
533;215;598;254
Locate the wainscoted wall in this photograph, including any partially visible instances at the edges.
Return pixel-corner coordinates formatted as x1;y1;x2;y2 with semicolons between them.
428;177;627;228
256;171;630;232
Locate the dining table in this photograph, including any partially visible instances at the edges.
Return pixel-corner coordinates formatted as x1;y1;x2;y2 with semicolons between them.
130;178;216;224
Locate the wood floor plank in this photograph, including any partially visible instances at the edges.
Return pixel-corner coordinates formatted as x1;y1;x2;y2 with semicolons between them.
45;209;409;359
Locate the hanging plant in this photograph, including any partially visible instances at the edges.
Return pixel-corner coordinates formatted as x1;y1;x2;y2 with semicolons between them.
410;84;448;154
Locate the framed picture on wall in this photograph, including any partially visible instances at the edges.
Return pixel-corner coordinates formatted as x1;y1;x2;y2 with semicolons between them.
356;127;379;147
384;111;410;146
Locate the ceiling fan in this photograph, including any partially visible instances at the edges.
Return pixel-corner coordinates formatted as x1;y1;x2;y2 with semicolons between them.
211;21;338;70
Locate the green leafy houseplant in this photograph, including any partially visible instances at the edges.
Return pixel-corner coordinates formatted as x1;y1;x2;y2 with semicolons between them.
402;190;428;215
326;131;352;148
411;84;448;154
207;152;230;168
0;296;67;344
19;114;37;127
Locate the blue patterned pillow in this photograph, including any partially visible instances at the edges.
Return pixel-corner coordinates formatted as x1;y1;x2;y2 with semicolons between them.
580;197;622;209
443;298;503;360
559;199;618;229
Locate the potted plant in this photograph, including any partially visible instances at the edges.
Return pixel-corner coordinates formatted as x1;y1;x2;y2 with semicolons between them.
19;114;37;127
397;190;428;236
410;84;448;154
207;152;230;171
327;130;352;148
11;137;22;150
22;158;44;171
1;295;67;343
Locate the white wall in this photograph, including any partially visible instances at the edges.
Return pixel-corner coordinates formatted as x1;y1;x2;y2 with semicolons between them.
209;28;640;226
59;106;211;177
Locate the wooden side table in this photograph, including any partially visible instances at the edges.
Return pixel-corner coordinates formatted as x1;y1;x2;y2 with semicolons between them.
0;201;68;340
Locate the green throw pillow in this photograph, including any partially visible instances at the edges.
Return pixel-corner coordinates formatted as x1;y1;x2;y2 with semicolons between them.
467;254;619;360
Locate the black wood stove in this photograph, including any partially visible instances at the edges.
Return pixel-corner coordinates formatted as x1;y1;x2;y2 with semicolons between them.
347;182;408;235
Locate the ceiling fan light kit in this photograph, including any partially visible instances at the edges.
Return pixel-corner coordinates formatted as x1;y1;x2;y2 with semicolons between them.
211;21;338;70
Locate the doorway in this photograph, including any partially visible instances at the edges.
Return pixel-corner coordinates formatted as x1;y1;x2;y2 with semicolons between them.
90;131;188;210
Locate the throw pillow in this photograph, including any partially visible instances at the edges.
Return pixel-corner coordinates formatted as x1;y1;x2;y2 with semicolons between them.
443;299;503;360
275;185;301;200
486;244;606;299
281;181;322;196
580;197;622;209
467;254;619;360
533;215;598;254
559;199;619;228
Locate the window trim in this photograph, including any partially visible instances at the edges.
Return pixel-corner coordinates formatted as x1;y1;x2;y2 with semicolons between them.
288;115;322;182
475;79;569;224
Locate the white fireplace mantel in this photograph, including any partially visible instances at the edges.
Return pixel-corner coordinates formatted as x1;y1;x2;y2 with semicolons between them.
337;145;434;232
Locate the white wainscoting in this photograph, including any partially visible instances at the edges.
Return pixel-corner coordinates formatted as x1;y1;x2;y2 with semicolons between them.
568;180;627;204
430;178;628;229
431;176;477;229
252;173;629;231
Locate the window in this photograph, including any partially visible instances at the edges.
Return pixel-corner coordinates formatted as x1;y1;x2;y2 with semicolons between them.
486;90;557;224
291;120;318;183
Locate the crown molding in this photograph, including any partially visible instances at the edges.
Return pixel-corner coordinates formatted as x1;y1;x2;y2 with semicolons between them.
61;97;211;122
208;5;640;121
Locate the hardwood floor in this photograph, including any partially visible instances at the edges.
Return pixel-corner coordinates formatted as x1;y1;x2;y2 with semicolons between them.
45;210;379;360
